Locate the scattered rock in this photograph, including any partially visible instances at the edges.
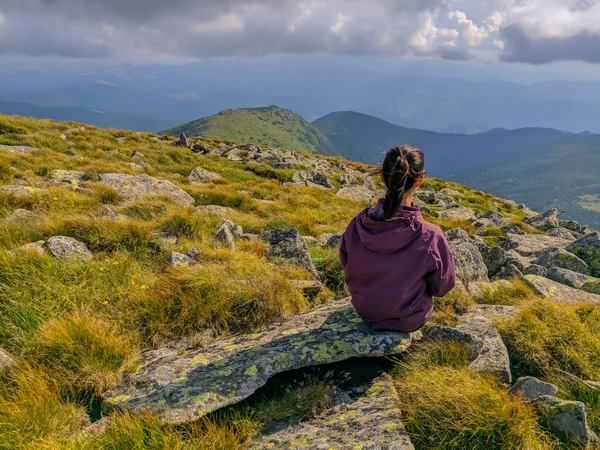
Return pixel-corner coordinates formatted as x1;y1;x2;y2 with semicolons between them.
535;396;599;447
103;298;418;425
471;304;521;320
130;151;145;159
509;377;558;402
195;205;235;217
116;137;128;145
505;233;572;257
251;373;415;450
290;280;323;299
440;206;477;222
440;188;464;197
504;250;534;272
99;173;194;207
49;169;86;184
62;127;85;137
447;235;489;286
338;173;360;186
44;236;93;260
445;228;470;242
534;247;589;274
325;232;344;248
11;241;46;256
547;267;600;294
494;264;524;281
187;248;200;260
152;232;177;249
0;348;15;372
0;185;40;197
524;209;562;231
100;206;127;221
524;264;548;277
336;184;378;202
292;170;333;189
0;144;36;153
477;244;506;277
129;162;145;172
524;275;600;305
216;225;236;250
188;167;222;183
175;133;190;148
167;252;197;267
3;209;34;223
260;228;320;280
566;232;600;278
547;227;578;240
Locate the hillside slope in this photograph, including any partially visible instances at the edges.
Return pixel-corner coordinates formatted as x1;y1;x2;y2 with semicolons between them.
1;114;600;449
163;105;340;156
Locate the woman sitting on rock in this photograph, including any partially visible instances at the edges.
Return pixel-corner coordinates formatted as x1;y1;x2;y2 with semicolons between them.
340;144;456;333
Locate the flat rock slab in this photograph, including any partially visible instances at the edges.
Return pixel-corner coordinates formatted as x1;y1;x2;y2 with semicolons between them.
0;144;36;153
103;298;418;425
524;275;600;305
471;304;522;320
251;374;414;450
505;234;572;257
99;173;194;207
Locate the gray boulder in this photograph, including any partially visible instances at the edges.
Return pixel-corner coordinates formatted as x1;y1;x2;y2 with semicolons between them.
0;144;35;153
3;209;34;223
11;241;46;256
504;250;534;272
524;209;562;231
547;227;578;240
325;232;344;248
0;348;15;372
505;233;572;257
44;236;93;260
216;225;236;250
260;228;320;280
292;170;333;189
535;396;599;447
476;243;506;277
49;170;86;184
524;275;600;305
0;185;41;197
195;205;235;217
534;247;589;274
103;298;418;425
188;167;222;183
251;373;415;450
494;264;524;281
547;267;600;294
439;206;477;222
524;264;548;277
566;232;600;278
339;173;360;186
167;252;197;267
509;377;558;402
175;133;190;148
99;173;194;207
448;237;489;286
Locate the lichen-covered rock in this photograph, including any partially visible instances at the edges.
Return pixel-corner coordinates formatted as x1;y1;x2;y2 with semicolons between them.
49;170;87;184
216;225;236;250
325;232;344;248
336;184;379;202
476;243;506;277
251;374;415;450
494;264;524;281
471;304;521;320
0;185;41;197
448;237;489;286
339;173;360;186
260;228;320;280
99;173;194;207
509;377;558;402
188;167;222;183
566;232;600;278
290;280;323;299
0;348;15;372
439;206;477;222
456;314;512;384
524;209;562;231
425;314;511;384
547;227;578;240
534;247;589;274
292;170;333;189
535;396;599;447
504;250;534;272
524;275;600;305
505;233;572;257
167;252;197;267
175;133;190;148
547;267;600;294
44;236;93;260
103;298;418;425
524;264;548;277
0;144;36;153
3;208;34;223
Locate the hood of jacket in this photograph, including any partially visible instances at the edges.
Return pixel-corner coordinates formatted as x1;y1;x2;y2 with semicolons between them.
356;199;423;254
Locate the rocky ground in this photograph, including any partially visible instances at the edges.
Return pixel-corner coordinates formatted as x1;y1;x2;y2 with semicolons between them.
1;120;600;449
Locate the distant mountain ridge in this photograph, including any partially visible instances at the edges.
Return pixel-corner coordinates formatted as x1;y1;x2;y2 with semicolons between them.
162;105;340;156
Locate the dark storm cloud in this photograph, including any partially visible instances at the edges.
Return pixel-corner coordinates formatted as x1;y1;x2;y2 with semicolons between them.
501;24;600;64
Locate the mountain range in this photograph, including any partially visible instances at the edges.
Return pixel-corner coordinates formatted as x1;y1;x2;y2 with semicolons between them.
164;105;600;229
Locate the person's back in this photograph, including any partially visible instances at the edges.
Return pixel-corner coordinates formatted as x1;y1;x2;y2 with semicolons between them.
340;145;456;333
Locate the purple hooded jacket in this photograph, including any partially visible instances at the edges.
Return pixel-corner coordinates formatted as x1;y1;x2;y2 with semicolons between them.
340;200;456;333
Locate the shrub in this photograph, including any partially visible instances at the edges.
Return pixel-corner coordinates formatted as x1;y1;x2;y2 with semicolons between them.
498;300;600;380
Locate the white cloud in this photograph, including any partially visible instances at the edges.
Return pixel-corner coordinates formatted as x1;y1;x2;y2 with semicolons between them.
449;10;489;46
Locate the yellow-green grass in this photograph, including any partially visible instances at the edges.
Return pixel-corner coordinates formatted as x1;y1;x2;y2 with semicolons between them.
498;300;600;380
393;342;557;450
310;244;347;295
430;284;476;327
473;279;538;306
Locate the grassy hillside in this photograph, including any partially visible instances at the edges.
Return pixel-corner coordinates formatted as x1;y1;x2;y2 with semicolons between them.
1;114;599;449
0;100;173;132
163;105;340;156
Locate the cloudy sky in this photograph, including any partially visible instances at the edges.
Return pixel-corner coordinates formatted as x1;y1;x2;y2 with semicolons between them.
1;0;599;65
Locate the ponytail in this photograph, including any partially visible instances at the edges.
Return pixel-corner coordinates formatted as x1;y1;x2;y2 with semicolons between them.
381;145;425;220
